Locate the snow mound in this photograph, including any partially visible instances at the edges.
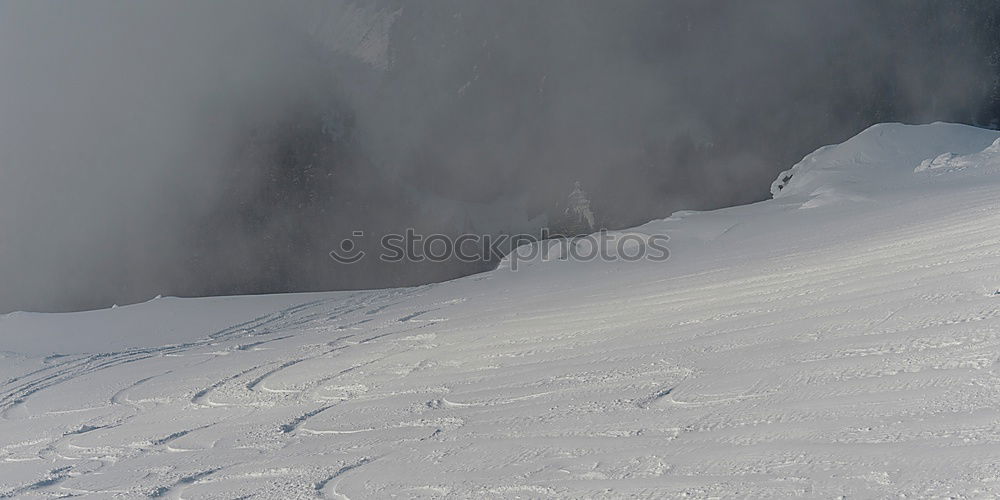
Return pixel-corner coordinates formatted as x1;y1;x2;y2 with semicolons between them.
915;137;1000;174
771;122;1000;201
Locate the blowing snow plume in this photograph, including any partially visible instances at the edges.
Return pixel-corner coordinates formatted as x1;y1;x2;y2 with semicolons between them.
1;0;999;313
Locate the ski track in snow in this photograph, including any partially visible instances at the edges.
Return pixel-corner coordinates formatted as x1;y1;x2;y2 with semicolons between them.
3;124;1000;497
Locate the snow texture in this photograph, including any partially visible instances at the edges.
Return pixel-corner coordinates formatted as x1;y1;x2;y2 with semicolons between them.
3;123;1000;497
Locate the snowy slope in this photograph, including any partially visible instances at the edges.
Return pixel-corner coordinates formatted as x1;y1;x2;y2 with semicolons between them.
3;123;1000;498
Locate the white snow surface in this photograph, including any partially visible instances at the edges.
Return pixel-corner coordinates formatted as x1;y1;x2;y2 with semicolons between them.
4;122;1000;497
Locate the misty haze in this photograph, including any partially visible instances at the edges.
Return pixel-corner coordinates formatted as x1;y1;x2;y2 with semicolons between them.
2;1;1000;498
2;1;998;313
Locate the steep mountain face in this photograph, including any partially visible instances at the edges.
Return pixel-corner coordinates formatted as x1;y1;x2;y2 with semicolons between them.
4;123;1000;497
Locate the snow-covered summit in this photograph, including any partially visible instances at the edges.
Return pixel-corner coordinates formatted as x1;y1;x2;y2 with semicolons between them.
771;122;1000;200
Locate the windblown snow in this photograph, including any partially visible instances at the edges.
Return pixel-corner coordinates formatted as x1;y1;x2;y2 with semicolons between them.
4;123;1000;497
